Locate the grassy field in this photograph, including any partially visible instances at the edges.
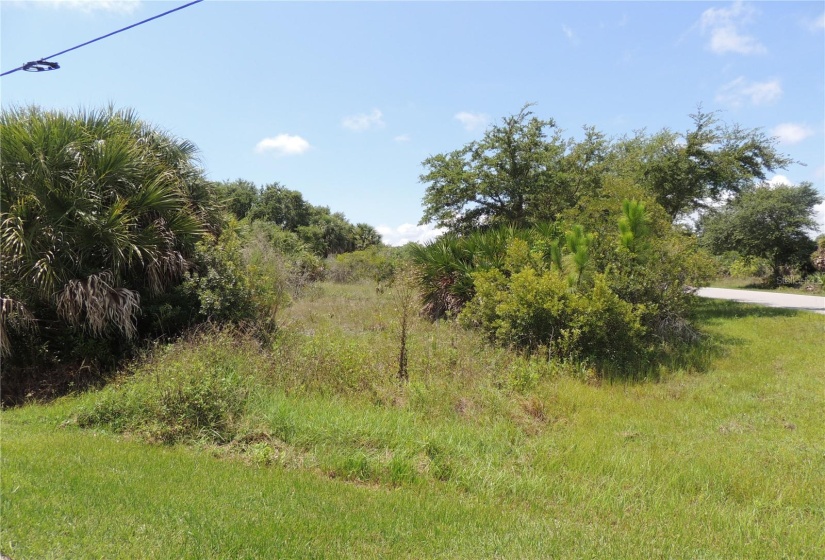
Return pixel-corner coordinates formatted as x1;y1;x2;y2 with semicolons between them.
2;283;824;559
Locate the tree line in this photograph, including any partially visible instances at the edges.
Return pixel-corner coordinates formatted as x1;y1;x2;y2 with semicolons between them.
419;104;821;282
213;179;382;257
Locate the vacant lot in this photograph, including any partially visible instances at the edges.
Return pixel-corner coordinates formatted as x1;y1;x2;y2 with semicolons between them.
2;286;823;559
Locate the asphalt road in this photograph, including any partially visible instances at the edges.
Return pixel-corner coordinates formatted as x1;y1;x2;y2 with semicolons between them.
696;287;825;315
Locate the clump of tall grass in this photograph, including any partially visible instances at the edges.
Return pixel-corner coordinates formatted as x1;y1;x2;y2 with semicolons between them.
75;328;270;444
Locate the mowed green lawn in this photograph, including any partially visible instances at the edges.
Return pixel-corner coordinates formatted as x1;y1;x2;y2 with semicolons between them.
2;291;824;559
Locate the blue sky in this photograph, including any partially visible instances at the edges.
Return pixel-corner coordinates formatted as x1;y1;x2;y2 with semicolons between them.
2;0;823;243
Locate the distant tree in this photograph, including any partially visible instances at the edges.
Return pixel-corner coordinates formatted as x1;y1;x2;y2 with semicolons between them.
420;105;566;233
248;182;313;230
353;223;383;250
630;109;795;221
699;183;822;282
420;105;792;232
297;208;356;257
214;179;258;220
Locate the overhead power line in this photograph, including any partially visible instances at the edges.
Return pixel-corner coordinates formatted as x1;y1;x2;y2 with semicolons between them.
1;0;204;78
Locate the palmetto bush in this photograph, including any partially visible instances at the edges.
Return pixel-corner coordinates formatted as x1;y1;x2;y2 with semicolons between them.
0;106;221;375
409;225;555;319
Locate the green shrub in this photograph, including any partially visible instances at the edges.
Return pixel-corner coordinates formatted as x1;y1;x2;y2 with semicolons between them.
75;330;265;443
453;202;713;374
409;225;541;319
0;106;223;375
461;262;649;372
732;257;768;278
183;225;255;323
326;245;399;285
181;220;323;331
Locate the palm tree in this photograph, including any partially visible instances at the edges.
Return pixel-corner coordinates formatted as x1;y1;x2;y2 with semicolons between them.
0;106;220;358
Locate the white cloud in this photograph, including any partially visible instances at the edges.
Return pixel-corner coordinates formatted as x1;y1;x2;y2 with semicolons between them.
766;174;793;188
376;223;447;247
699;1;766;55
254;134;311;156
561;25;581;46
771;123;814;145
40;0;140;13
804;13;825;31
393;134;411;143
707;26;766;55
715;77;782;108
813;202;825;236
342;109;384;132
454;111;489;132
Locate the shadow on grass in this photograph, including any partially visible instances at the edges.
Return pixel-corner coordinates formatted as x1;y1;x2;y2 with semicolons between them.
0;362;115;408
601;299;795;383
692;298;800;324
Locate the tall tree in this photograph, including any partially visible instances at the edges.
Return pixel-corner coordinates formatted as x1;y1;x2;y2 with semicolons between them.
419;105;565;233
297;208;357;257
248;182;313;231
214;178;258;220
632;109;795;221
353;223;383;250
699;182;822;282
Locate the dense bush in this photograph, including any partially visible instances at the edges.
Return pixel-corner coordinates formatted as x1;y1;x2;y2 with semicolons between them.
409;225;560;319
182;220;323;331
326;245;402;285
415;200;714;375
0;106;222;376
461;250;649;372
713;252;772;279
75;329;266;443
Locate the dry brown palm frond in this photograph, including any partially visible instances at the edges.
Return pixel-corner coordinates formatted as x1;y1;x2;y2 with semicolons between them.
55;272;140;339
146;250;189;295
0;297;36;357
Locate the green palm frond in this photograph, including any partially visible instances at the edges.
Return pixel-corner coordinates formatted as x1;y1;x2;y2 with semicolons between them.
1;105;220;353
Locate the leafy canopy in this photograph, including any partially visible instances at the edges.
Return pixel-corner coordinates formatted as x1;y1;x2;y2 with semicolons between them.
420;105;796;232
699;182;822;280
420;105;564;233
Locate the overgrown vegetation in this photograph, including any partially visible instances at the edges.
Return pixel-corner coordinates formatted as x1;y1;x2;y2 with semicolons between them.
3;290;823;558
0;106;221;374
412;201;714;374
0;107;381;402
217;178;382;257
75;328;267;444
2;102;823;559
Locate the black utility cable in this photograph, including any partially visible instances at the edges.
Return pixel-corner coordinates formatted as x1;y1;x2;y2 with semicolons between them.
1;0;204;78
